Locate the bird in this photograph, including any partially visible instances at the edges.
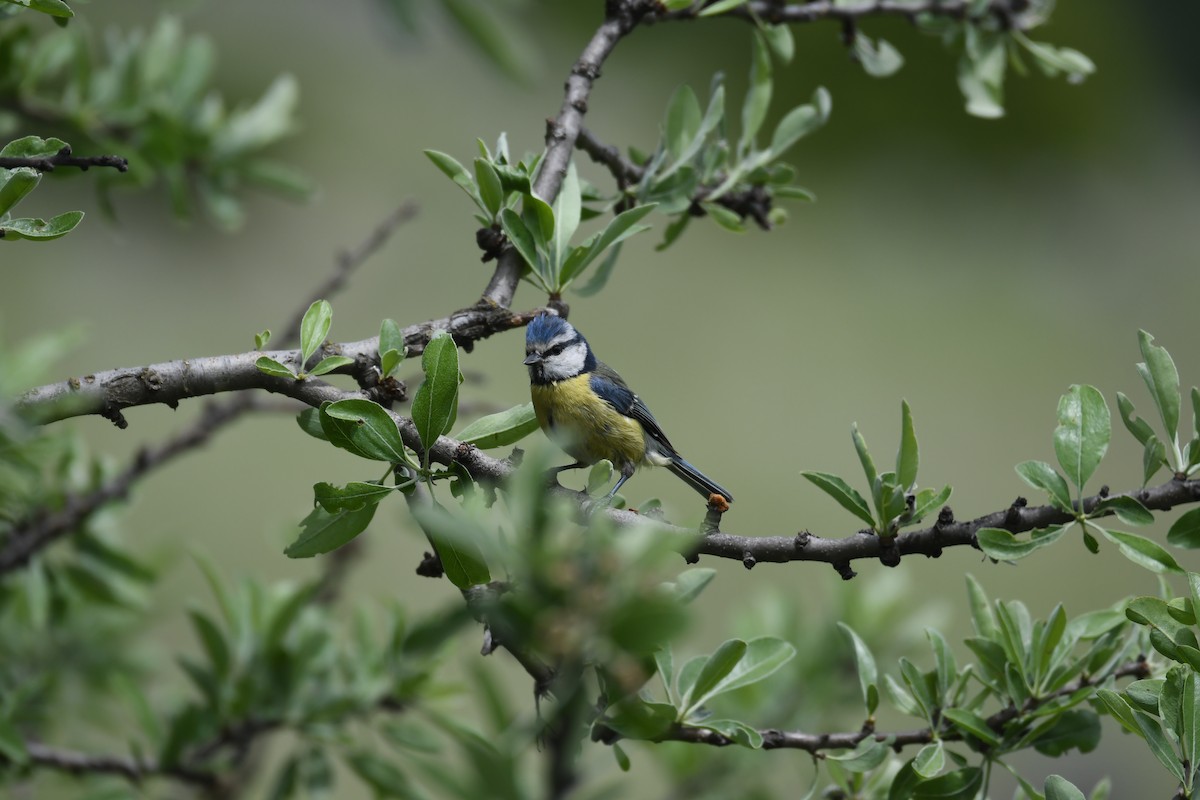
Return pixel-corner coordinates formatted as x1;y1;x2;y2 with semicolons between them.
523;313;733;505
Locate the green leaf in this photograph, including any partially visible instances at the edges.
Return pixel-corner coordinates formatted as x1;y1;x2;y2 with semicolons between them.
560;203;656;288
1015;461;1074;513
313;480;393;513
474;158;504;217
308;355;353;376
603;699;676;740
345;750;412;797
410;503;491;590
665;84;702;162
977;525;1067;561
761;23;794;63
826;737;890;772
1092;495;1153;527
669;568;716;605
299;300;332;366
695;719;763;749
699;0;748;16
965;575;999;639
1095;688;1140;735
684;638;748;712
740;32;772;150
187;608;230;678
852;423;878;488
1053;384;1110;491
587;459;615;496
912;766;983;799
1137;330;1181;448
838;622;879;715
896;399;919;490
1167;507;1200;549
380;318;405;360
411;331;460;455
912;741;944;779
286;504;377;558
942;708;1001;747
0;167;40;217
424;149;476;196
612;741;631;771
254;329;271;349
256;356;296;379
801;471;875;528
296;407;328;441
1117;391;1157;447
441;0;534;82
854;34;905;78
1182;669;1200;793
499;207;540;274
1101;528;1183;574
322;399;408;462
1044;775;1086;800
767;100;822;158
455;402;538;449
1031;709;1100;756
884;673;921;716
686;637;796;710
0;210;84;241
551;163;582;271
702;202;745;232
1133;709;1188;784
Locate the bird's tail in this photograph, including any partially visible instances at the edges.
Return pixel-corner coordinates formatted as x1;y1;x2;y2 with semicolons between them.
667;456;734;503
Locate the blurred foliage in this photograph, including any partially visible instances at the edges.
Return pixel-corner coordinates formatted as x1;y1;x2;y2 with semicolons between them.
2;1;1199;799
0;11;308;229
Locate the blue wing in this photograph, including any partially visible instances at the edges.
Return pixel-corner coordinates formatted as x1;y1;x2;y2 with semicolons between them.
589;364;678;455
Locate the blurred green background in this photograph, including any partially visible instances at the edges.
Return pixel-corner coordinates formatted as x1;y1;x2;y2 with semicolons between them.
5;1;1199;796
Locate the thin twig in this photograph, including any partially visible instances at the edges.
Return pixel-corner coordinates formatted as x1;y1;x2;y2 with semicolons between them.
639;658;1148;752
1;204;421;574
0;146;128;173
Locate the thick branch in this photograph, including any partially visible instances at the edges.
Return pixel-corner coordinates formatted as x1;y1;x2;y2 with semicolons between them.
653;657;1148;753
16;304;543;426
0;146;128;173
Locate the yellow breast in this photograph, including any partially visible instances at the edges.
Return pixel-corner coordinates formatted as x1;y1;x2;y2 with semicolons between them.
530;375;646;469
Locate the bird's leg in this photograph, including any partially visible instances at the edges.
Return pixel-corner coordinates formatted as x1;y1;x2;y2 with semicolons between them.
601;463;636;503
544;461;587;488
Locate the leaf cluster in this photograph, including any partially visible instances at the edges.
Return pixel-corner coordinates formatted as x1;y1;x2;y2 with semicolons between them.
0;15;307;228
0;136;83;240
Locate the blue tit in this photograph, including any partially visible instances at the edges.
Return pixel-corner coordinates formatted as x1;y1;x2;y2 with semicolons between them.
523;313;733;505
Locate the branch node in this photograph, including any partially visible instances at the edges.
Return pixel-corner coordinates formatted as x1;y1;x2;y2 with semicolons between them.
832;561;856;580
102;406;129;429
794;530;811;549
741;551;756;570
1004;496;1027;526
416;550;444;578
878;536;901;568
570;60;602;81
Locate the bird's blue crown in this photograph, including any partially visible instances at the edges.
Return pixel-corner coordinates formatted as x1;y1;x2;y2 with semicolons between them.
525;313;572;346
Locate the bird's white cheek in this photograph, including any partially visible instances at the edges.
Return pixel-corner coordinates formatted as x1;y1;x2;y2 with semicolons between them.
541;344;587;381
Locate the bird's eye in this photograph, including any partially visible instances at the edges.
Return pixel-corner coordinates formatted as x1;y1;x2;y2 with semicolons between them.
546;343;565;357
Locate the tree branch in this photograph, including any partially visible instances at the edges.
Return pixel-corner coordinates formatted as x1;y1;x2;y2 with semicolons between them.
646;657;1148;753
15;304;544;426
23;741;220;789
646;0;1034;28
481;0;657;307
0;146;129;173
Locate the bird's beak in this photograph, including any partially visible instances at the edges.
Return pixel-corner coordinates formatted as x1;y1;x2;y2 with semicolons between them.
523;353;542;366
